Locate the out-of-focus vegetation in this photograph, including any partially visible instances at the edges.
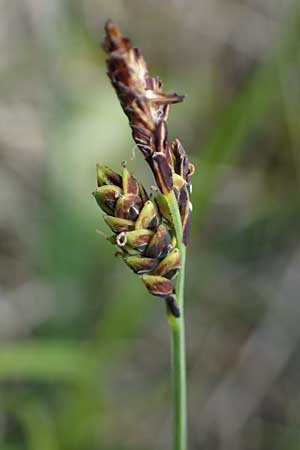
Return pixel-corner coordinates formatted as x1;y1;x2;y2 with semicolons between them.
1;1;300;449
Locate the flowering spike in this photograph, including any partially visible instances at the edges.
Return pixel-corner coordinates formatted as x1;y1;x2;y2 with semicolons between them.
102;21;186;195
94;21;195;317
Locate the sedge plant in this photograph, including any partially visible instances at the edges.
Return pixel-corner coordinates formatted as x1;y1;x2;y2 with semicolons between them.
93;21;194;450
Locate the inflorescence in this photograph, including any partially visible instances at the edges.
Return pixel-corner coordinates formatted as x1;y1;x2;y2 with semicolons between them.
93;21;194;317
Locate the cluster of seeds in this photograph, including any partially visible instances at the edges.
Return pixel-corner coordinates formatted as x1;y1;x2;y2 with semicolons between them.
94;163;181;316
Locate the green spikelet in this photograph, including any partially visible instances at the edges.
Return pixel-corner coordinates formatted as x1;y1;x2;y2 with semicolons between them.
93;163;181;316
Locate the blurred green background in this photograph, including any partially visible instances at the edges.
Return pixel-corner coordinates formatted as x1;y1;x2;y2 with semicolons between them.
1;1;300;449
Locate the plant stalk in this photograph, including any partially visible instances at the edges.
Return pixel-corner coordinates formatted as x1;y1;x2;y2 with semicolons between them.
165;191;187;450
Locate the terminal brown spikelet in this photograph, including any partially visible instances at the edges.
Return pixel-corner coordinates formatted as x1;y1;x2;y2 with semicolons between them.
102;20;194;244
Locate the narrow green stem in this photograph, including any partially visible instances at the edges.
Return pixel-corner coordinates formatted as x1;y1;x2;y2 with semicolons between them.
165;191;187;450
171;247;187;450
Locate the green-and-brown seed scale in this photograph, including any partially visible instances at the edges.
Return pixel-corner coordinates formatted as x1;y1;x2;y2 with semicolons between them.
93;21;194;317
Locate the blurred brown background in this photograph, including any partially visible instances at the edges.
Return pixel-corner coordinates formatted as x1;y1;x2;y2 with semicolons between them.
1;1;300;449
